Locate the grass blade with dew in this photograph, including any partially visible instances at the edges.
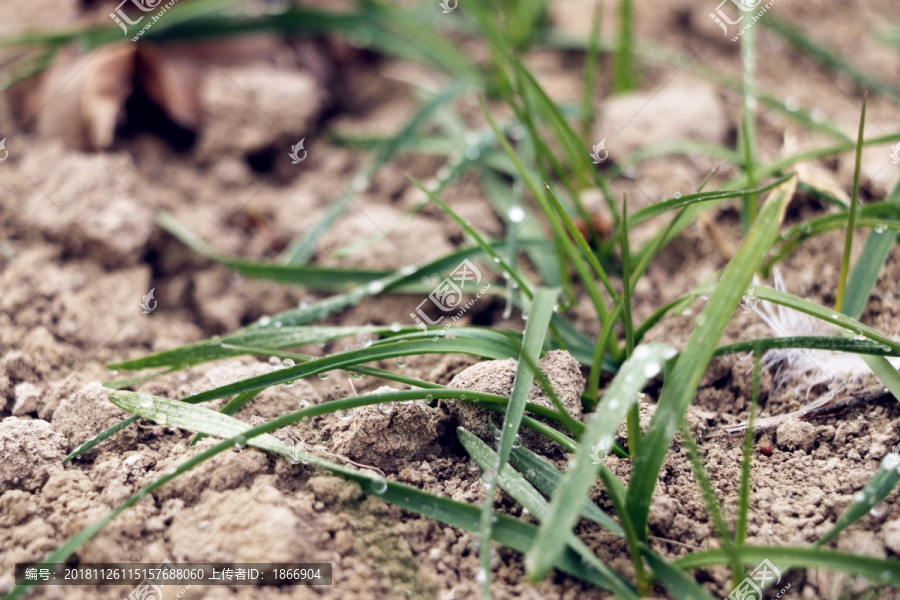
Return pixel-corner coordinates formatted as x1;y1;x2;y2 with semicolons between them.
170;336;524;406
815;450;900;548
748;286;900;354
413;177;535;300
479;287;558;598
508;443;623;535
624;174;794;550
458;428;637;598
526;342;679;582
673;545;900;584
835;92;867;313
713;336;900;359
9;390;605;600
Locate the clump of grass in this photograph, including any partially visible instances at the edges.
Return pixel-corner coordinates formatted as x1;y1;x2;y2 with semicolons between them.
5;1;900;599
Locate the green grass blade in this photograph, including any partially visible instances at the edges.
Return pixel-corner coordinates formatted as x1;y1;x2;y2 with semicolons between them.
640;545;716;600
714;336;900;359
508;444;623;535
835;93;867;313
815;449;900;547
738;18;759;230
458;428;637;598
625;175;794;544
842;180;900;319
61;416;139;464
580;1;603;138
750;287;900;354
278;194;351;265
612;0;637;93
479;287;558;597
526;342;678;581
736;345;761;546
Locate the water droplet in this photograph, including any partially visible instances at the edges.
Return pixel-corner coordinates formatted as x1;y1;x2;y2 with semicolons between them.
673;191;682;199
336;408;354;420
379;402;394;413
508;206;525;223
268;356;280;366
259;315;271;326
370;478;388;495
870;501;888;518
643;362;661;378
109;369;119;376
475;570;486;584
465;146;481;160
493;430;502;441
460;393;467;401
351;371;366;380
285;380;294;387
282;358;295;368
492;256;501;263
318;372;329;380
157;413;168;425
235;436;247;449
273;320;282;328
395;357;408;368
140;397;153;408
853;491;866;503
389;322;402;332
512;434;522;449
700;293;710;301
366;281;385;294
875;225;887;234
661;347;678;359
425;394;433;402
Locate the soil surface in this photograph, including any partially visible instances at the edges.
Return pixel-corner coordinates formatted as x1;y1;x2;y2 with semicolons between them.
2;0;900;598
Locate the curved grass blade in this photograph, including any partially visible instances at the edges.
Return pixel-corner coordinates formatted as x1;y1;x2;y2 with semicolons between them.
458;428;637;598
629;174;792;226
714;336;900;358
479;287;558;598
673;545;900;584
624;175;794;549
178;337;522;405
750;286;900;354
279;194;351;265
526;342;678;582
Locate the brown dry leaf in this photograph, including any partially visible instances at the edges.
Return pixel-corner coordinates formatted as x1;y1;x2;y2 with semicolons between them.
20;34;285;150
28;43;136;149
